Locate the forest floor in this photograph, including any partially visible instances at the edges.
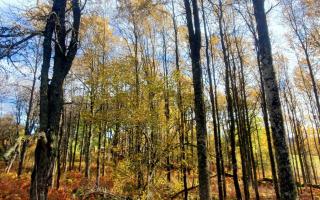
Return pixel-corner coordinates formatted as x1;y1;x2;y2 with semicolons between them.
0;161;320;199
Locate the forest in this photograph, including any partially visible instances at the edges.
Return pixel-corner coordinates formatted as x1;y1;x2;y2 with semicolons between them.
0;0;319;199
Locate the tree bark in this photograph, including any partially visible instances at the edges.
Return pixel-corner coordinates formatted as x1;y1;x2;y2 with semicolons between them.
183;0;211;199
252;0;297;199
30;0;81;199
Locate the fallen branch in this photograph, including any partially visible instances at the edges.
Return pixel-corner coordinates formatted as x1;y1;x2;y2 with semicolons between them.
171;174;217;199
170;172;237;199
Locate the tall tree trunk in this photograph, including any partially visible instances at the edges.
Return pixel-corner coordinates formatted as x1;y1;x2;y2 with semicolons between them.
243;4;281;197
252;1;297;199
235;38;260;200
162;27;171;183
284;108;301;186
258;57;280;199
216;1;242;198
210;39;227;198
200;1;223;199
30;1;81;198
229;39;250;200
170;1;188;197
30;1;57;198
183;0;211;199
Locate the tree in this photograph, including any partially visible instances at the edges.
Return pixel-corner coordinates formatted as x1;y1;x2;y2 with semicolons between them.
200;0;224;199
30;0;82;199
183;0;211;199
252;0;297;199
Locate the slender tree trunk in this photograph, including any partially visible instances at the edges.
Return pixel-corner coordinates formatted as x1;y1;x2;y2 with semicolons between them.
183;0;211;198
85;122;92;178
201;1;223;199
216;1;242;198
56;110;65;189
301;123;318;184
63;111;72;172
170;1;188;197
230;39;251;200
85;89;94;179
68;112;75;171
284;108;301;185
236;39;260;200
102;127;107;177
210;40;227;198
96;123;103;187
284;92;307;184
162;26;171;183
71;112;80;169
255;119;265;178
79;123;87;172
